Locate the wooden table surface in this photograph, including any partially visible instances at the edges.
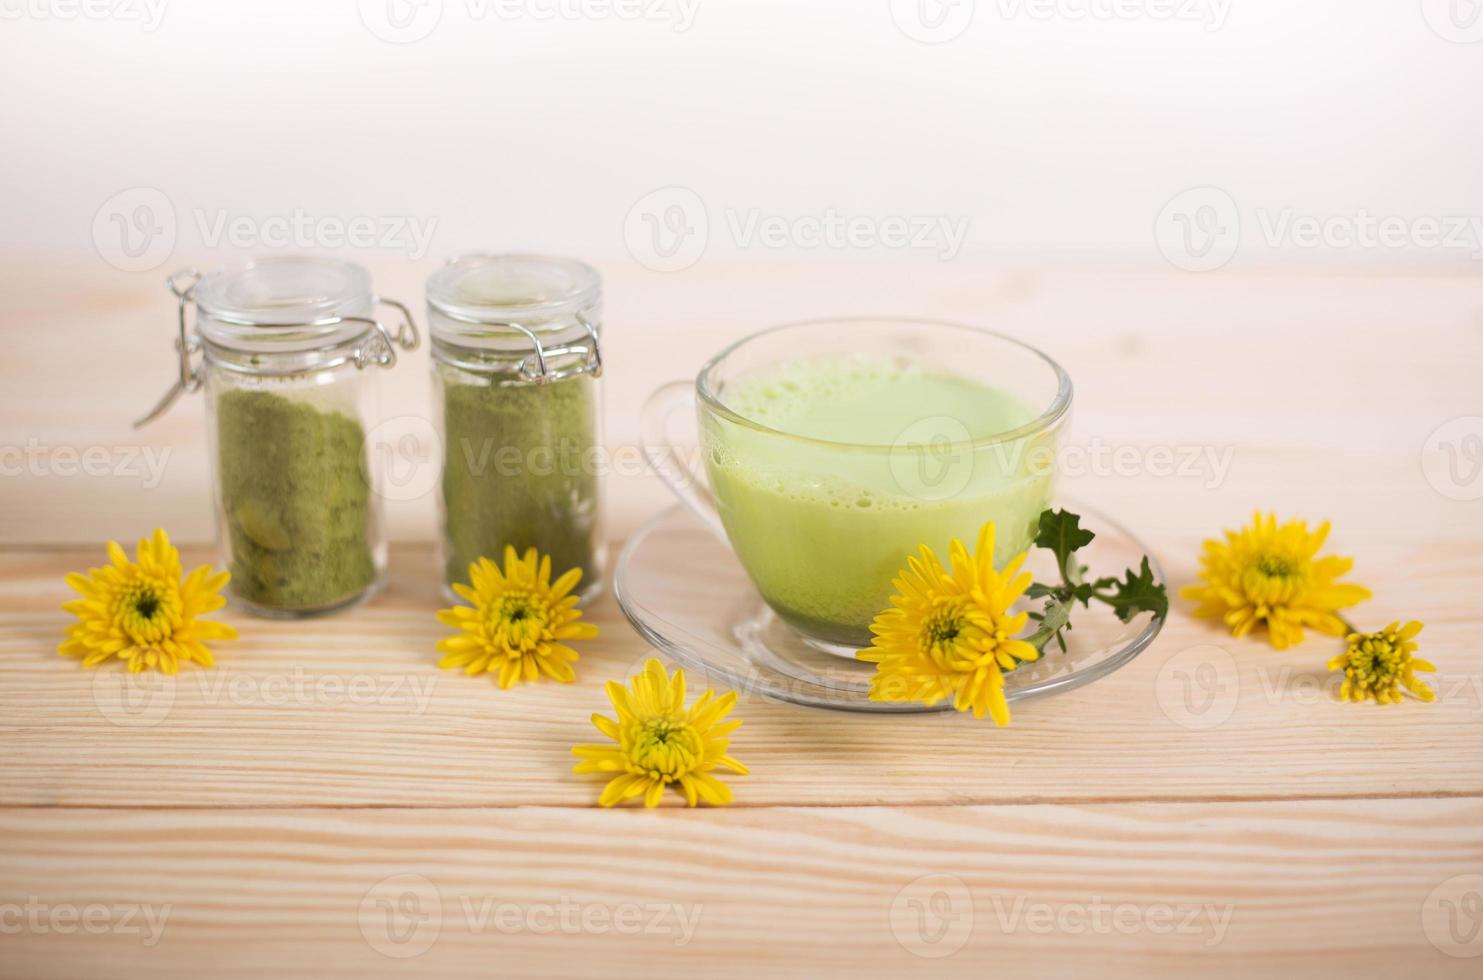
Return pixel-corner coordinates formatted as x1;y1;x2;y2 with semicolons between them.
2;255;1481;978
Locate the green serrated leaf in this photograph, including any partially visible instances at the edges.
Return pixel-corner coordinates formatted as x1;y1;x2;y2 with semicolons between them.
1106;556;1169;623
1028;594;1074;653
1066;582;1099;608
1034;508;1096;582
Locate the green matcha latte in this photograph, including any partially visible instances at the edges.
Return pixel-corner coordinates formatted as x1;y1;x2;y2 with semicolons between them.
701;356;1056;646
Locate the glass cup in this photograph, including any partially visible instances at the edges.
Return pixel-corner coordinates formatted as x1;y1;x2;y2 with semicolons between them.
641;318;1072;655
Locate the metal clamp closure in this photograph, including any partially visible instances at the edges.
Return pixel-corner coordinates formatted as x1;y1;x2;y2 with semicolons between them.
133;269;205;428
134;271;421;428
434;306;603;384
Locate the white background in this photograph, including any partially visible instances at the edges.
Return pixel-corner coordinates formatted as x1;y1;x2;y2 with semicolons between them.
2;0;1482;268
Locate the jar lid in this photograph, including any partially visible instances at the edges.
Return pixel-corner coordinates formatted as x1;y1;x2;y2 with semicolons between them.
193;256;374;351
426;253;603;381
132;259;420;428
428;254;600;333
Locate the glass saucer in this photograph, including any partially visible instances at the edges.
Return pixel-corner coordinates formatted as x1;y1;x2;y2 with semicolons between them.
612;501;1167;713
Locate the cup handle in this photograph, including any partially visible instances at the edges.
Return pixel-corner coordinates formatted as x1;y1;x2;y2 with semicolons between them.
641;380;728;541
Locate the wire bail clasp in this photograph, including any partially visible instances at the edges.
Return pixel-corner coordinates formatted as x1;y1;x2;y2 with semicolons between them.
351;296;422;370
134;268;204;429
439;306;602;384
133;275;422;427
519;308;602;382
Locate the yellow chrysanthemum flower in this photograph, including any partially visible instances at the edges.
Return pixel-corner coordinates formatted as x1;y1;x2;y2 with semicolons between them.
436;546;598;688
1328;620;1435;705
1182;511;1372;650
572;658;748;808
60;528;236;673
856;521;1040;725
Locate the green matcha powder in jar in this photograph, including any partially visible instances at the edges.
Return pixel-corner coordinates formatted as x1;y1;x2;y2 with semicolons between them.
137;257;420;618
426;254;605;603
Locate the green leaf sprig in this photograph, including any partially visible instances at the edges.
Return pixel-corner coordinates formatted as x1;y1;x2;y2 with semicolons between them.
1025;508;1168;653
